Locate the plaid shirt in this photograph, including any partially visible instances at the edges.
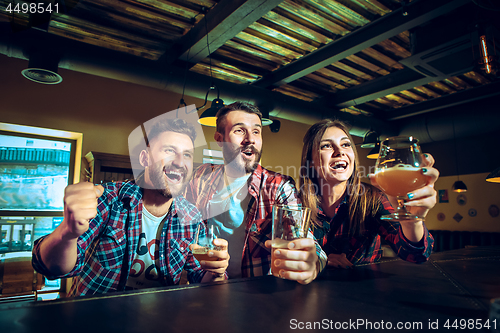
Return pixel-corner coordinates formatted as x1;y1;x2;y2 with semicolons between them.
185;164;327;277
32;180;205;296
314;191;434;264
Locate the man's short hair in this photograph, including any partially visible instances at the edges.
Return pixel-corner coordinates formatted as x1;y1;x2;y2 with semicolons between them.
215;102;262;135
147;118;197;146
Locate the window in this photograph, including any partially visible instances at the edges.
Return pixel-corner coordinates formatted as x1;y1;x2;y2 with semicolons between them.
0;123;82;217
0;219;34;253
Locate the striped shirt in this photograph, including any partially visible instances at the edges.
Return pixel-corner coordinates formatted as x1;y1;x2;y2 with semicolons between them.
314;191;434;264
185;164;327;277
32;180;205;296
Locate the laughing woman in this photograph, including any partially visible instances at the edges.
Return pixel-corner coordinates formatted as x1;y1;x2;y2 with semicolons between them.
298;119;438;268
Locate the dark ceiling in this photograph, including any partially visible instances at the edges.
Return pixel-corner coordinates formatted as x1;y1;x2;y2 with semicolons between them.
1;0;499;141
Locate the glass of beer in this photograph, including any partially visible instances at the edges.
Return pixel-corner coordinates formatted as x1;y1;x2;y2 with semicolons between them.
192;222;219;262
271;205;311;277
374;136;428;221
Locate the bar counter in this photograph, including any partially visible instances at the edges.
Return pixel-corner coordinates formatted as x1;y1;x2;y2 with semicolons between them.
1;247;499;332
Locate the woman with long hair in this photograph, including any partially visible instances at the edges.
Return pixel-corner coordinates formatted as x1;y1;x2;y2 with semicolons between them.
299;119;438;268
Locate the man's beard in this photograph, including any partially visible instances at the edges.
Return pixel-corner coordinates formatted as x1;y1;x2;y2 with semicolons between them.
149;162;189;198
222;143;262;174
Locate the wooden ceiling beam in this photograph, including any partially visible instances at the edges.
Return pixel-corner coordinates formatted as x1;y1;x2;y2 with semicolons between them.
252;0;472;88
161;0;285;65
384;80;500;121
318;67;428;108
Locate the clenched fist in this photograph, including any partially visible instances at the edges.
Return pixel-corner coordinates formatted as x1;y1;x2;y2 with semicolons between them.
62;182;104;240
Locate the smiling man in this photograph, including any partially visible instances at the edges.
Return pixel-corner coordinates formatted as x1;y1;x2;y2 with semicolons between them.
32;118;228;296
186;102;327;284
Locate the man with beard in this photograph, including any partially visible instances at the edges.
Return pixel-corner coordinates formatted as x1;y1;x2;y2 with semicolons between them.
186;102;326;284
33;118;229;296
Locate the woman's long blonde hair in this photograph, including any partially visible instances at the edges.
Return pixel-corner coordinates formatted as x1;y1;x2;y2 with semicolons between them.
299;119;380;236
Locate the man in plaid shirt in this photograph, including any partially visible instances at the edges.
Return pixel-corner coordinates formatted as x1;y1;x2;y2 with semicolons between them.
33;118;229;296
186;102;327;284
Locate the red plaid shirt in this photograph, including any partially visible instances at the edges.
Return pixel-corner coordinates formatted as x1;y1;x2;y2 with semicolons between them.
314;190;433;264
186;164;327;277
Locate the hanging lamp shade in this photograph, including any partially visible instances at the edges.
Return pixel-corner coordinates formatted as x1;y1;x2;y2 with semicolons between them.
452;180;468;192
199;98;224;127
486;167;500;183
360;130;379;148
367;143;380;159
450;117;467;192
260;109;273;126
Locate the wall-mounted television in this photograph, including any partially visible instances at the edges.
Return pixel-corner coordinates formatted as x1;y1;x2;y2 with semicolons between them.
0;123;82;217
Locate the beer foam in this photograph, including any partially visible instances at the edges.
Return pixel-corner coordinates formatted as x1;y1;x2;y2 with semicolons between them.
394;164;421;171
376;164;421;173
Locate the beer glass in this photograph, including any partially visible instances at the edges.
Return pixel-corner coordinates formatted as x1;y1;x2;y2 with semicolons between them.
374;136;428;221
271;205;311;277
192;222;219;262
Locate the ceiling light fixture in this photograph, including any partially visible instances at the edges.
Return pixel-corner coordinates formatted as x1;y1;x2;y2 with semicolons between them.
367;142;380;159
197;7;224;127
473;23;498;76
197;84;224;127
360;130;379;149
486;167;500;183
451;116;467;192
478;33;498;75
452;180;468;192
259;108;274;127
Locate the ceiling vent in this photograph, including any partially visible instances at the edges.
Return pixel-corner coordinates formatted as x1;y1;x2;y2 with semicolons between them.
400;32;478;79
21;68;62;84
21;51;63;84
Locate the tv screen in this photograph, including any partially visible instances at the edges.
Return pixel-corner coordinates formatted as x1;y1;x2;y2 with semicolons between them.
0;132;76;215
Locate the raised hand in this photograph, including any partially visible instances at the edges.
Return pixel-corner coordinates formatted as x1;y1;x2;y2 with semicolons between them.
38;182;104;275
62;182;104;240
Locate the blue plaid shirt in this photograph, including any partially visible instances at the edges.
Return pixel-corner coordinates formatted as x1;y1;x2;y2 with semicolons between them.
32;180;205;296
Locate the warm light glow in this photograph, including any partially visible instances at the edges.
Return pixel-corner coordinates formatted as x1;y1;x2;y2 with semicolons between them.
480;35;493;74
486;177;500;183
198;117;217;127
486;167;500;183
367;145;379;159
452;180;467;193
380;158;396;165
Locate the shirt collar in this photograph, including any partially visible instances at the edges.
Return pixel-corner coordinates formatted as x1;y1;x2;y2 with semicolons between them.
317;193;349;217
248;164;264;194
116;180;142;208
219;163;262;196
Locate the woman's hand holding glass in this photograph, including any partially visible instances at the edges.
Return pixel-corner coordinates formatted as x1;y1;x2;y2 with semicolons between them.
370;153;439;219
398;153;438;217
264;205;319;285
264;238;319;284
369;137;439;222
